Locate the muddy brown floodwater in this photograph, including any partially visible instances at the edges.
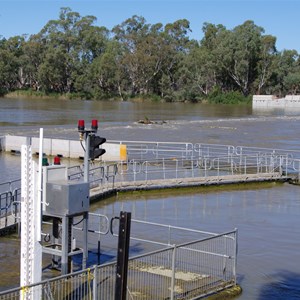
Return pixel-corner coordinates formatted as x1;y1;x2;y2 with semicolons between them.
0;97;300;299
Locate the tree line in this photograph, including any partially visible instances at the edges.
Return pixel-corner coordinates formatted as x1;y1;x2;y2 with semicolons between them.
0;7;299;103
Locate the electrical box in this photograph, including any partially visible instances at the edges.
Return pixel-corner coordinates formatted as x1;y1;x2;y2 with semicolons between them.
42;165;68;211
44;180;89;217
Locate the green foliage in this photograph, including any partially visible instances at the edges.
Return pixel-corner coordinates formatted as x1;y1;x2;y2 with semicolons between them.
1;7;299;103
208;89;250;104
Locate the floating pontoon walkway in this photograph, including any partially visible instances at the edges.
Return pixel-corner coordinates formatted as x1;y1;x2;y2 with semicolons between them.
1;137;300;233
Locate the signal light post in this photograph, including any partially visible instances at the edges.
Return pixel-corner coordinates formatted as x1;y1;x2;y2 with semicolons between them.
77;120;106;273
89;135;106;160
78;119;106;182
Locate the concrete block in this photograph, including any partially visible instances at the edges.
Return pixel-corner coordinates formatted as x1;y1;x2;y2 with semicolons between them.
31;137;52;155
102;143;127;161
285;95;300;101
69;140;84;158
5;135;29;152
253;95;274;101
51;139;70;157
3;135;127;161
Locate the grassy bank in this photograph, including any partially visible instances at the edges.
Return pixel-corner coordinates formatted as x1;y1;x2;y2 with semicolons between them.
4;89;251;104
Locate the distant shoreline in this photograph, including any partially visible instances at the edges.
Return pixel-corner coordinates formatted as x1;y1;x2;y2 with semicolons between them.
3;90;249;105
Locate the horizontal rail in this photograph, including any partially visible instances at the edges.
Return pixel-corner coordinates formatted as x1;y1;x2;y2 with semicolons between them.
0;226;237;300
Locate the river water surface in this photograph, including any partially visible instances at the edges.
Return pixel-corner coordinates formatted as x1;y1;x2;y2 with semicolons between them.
0;97;300;299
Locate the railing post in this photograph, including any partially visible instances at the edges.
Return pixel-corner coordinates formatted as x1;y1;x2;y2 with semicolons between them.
133;161;136;182
170;245;177;300
115;211;131;300
93;267;98;300
233;228;238;285
5;192;8;227
279;156;282;175
168;225;171;245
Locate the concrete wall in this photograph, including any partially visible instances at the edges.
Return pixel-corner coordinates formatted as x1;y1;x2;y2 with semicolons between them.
253;95;300;108
1;135;127;161
253;95;275;101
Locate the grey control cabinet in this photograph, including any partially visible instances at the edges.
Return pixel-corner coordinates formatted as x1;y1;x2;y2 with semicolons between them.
45;180;89;217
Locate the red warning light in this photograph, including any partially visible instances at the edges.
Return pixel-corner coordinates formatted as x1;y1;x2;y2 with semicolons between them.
78;120;85;132
91;119;98;131
53;156;61;165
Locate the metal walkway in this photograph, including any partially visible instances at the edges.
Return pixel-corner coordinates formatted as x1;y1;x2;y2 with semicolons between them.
1;141;299;233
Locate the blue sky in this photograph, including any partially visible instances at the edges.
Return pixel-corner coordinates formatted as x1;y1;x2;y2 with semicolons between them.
0;0;300;52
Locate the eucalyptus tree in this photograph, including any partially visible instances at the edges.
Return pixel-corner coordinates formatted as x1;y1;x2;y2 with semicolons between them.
112;15;160;95
199;22;233;93
254;34;277;94
215;20;264;96
283;71;300;94
83;40;127;99
112;16;191;99
277;50;300;95
159;19;192;100
0;36;25;91
21;34;47;91
179;23;226;100
178;44;214;101
271;50;299;96
36;7;109;94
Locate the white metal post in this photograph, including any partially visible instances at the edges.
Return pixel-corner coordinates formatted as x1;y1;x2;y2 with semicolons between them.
20;144;42;299
170;245;177;300
37;128;43;241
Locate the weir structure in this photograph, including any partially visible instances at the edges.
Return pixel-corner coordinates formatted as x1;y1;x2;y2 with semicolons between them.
1;139;299;234
0;138;299;299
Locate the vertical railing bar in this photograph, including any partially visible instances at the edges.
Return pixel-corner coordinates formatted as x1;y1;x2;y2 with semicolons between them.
170;245;176;300
234;229;238;285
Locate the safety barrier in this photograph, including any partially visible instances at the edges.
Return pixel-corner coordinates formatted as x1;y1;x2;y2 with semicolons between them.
0;188;20;233
116;140;194;160
115;153;288;183
0;142;297;233
0;221;237;300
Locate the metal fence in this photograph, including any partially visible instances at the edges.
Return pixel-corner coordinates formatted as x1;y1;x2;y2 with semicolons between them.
0;187;20;232
115;140;195;161
115;153;288;183
0;142;294;233
0;226;237;300
0;179;21;223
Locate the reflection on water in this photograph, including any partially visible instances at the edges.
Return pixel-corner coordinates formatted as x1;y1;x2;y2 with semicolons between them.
253;106;300;116
259;271;300;300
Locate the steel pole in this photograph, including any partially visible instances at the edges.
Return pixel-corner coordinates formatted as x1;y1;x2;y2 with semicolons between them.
84;133;90;183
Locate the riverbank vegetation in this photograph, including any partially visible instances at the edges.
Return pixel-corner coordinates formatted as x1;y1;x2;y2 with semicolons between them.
0;8;299;103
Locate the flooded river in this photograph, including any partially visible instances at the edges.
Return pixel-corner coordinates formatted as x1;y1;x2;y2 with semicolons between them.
0;97;300;299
